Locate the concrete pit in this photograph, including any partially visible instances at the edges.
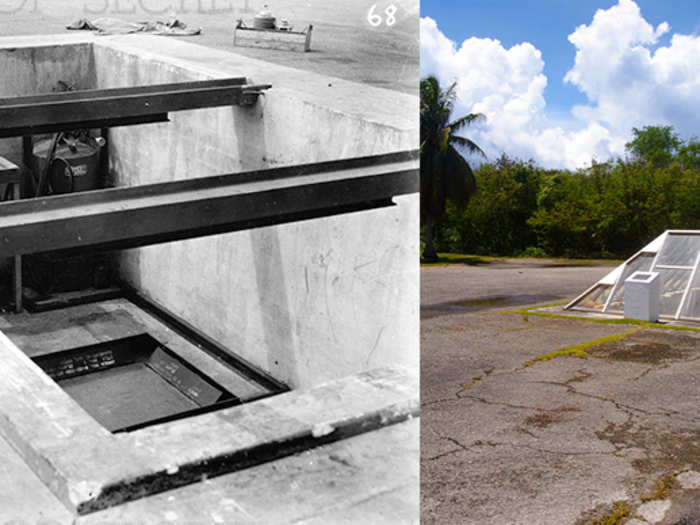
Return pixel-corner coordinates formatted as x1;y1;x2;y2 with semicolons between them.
0;33;419;521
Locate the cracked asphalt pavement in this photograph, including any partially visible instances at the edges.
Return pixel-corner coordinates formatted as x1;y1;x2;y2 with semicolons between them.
421;259;700;525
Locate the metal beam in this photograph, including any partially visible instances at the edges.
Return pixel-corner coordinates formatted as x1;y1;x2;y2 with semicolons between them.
0;78;268;138
0;114;170;139
0;150;418;257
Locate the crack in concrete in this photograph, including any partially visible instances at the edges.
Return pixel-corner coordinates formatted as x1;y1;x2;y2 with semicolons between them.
455;392;546;412
421;396;459;408
425;433;473;461
428;435;615;461
530;379;700;425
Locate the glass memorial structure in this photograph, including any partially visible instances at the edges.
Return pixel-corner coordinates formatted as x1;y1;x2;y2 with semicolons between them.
567;230;700;322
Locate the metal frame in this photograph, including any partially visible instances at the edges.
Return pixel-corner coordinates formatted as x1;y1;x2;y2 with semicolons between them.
0;157;23;312
124;287;288;394
0;78;270;138
0;150;418;258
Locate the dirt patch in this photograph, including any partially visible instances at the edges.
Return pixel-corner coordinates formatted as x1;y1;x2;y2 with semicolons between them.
587;330;700;364
421;295;560;318
596;422;700;475
524;406;581;428
595;341;687;364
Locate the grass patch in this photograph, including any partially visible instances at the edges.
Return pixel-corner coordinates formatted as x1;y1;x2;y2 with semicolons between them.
456;297;512;308
499;304;700;333
421;252;622;267
524;329;641;367
641;473;676;502
420;253;498;266
499;301;569;314
589;501;630;525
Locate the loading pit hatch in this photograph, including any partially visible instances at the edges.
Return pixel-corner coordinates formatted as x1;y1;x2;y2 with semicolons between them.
0;75;419;513
33;333;240;433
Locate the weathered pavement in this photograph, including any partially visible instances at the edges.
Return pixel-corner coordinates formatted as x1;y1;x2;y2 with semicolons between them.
421;259;700;525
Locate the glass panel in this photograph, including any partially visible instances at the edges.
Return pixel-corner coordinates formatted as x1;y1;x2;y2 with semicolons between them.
606;254;655;312
658;268;692;317
571;285;612;311
656;234;700;267
679;264;700;321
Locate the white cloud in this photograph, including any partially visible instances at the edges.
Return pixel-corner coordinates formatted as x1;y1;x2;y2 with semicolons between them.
420;1;700;170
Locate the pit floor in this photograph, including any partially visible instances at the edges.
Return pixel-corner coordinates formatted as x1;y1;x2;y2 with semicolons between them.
0;298;270;432
421;258;700;525
0;298;269;400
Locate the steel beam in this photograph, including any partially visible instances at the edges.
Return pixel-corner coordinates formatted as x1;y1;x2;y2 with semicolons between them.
0;150;418;257
0;78;268;138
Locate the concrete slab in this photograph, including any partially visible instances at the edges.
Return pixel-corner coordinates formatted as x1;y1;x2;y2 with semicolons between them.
0;316;417;516
0;434;73;524
421;258;616;318
78;418;418;524
421;263;700;524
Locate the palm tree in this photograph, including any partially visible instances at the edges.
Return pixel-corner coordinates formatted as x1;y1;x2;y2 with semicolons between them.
420;75;485;261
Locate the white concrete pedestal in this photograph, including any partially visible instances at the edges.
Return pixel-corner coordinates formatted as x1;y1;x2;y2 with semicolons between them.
624;271;661;322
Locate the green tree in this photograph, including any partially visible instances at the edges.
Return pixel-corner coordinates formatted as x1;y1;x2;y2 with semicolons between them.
677;138;700;170
420;75;485;261
625;125;682;166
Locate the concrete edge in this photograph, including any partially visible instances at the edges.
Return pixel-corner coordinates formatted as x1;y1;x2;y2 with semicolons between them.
0;323;418;515
0;33;417;133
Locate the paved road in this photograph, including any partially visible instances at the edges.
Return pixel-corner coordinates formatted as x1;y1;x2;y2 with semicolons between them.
421;260;700;525
421;258;615;318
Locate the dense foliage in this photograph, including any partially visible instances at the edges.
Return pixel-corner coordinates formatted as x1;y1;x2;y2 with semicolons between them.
428;128;700;259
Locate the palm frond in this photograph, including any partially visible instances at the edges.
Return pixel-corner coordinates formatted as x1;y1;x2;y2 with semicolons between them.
451;135;487;158
448;113;485;132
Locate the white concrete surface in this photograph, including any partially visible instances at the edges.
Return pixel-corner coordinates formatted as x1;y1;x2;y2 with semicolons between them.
636;499;671;523
624;271;661;322
677;470;700;490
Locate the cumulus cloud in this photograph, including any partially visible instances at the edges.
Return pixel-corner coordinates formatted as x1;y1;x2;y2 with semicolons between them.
420;1;700;169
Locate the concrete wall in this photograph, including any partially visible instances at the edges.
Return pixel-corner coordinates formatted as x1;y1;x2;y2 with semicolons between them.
0;37;95;167
93;36;419;390
0;35;419;391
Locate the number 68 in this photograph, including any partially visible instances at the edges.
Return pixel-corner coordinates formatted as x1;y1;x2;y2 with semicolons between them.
368;4;397;27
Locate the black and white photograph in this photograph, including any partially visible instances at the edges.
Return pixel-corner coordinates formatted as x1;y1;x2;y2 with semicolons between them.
0;0;419;522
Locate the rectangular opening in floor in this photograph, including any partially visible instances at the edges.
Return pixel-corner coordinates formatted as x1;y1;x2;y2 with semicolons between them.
32;333;240;433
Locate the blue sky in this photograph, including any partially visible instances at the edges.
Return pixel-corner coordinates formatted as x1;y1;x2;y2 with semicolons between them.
420;1;700;168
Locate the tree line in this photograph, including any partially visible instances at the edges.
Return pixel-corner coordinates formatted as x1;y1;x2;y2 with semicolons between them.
421;76;700;260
